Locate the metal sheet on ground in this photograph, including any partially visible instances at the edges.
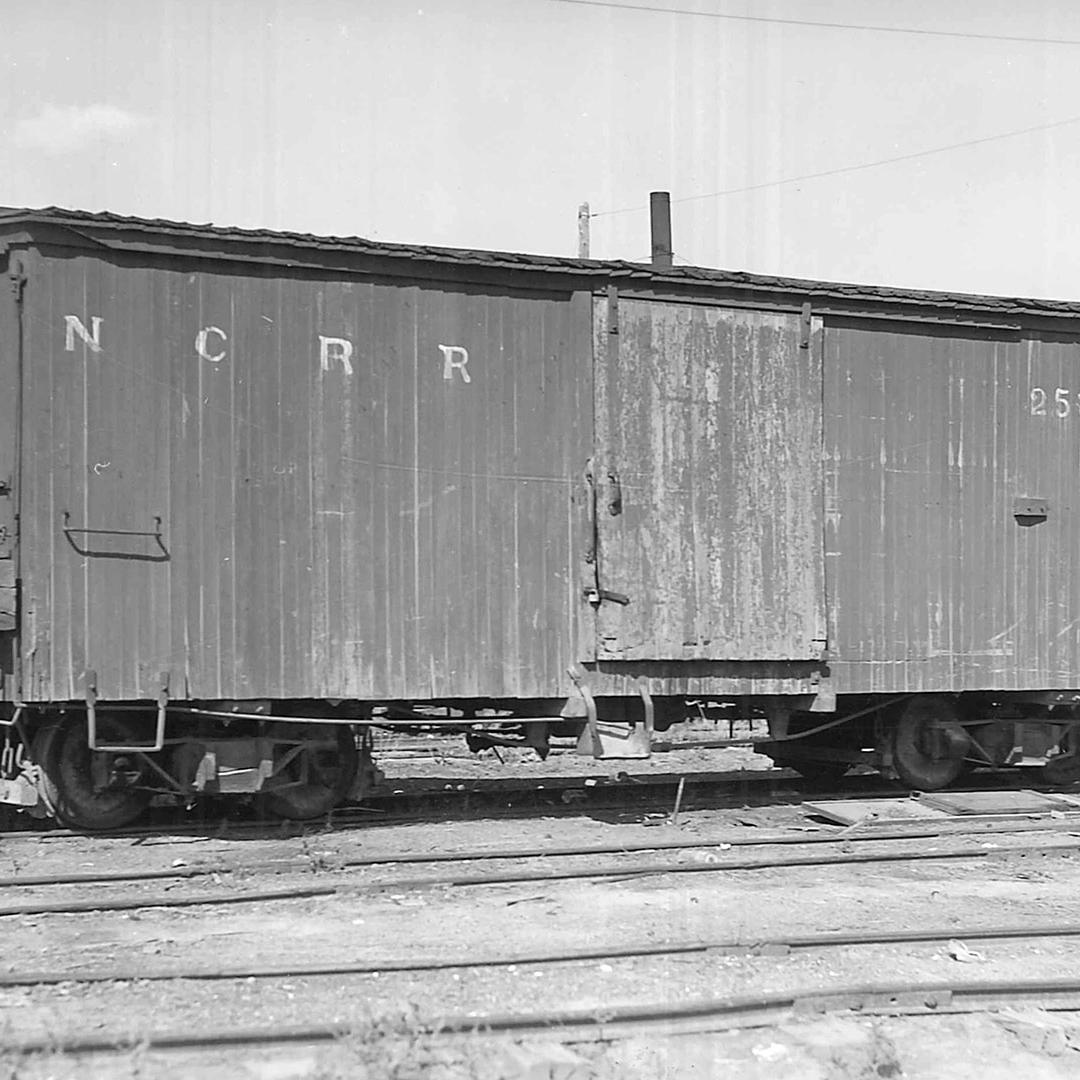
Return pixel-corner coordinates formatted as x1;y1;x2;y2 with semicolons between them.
803;798;952;826
805;790;1080;825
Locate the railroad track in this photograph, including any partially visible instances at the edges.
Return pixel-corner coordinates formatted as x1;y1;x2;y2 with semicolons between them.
1;821;1078;913
8;944;1080;1056
6;812;1080;898
6;920;1080;989
0;764;813;838
6;794;1080;1073
3;761;1070;839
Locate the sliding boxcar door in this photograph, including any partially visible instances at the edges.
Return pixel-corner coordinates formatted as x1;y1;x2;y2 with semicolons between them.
590;295;826;661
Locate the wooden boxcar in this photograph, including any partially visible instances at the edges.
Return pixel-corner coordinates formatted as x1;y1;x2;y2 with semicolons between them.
3;207;1080;826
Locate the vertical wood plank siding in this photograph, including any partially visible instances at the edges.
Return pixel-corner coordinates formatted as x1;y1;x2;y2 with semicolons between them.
18;252;591;702
826;321;1080;693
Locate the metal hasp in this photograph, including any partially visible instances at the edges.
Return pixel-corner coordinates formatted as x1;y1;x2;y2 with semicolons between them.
568;664;653;759
581;455;630;608
84;669;169;752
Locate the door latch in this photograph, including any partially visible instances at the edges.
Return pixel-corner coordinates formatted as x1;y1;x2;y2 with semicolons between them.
583;587;630;607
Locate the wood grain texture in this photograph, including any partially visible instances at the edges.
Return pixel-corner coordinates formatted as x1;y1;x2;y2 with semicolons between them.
591;297;826;661
826;322;1080;693
18;252;590;702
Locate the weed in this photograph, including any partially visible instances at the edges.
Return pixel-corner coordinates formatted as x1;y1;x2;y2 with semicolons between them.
310;1005;489;1080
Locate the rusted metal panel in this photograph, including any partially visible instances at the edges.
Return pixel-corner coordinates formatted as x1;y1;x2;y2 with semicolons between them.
825;322;1080;693
16;248;592;702
589;296;826;661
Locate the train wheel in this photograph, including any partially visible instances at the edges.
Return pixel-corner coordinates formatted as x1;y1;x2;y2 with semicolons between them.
889;696;968;791
30;724;61;817
34;715;153;830
261;725;359;820
1040;753;1080;786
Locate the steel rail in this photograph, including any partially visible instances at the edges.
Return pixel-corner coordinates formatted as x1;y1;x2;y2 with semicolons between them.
7;976;1080;1055
0;883;337;917
0;766;813;840
2;765;1065;841
0;820;1064;890
4;778;1075;847
377;844;1047;889
1;842;1062;916
5;921;1080;988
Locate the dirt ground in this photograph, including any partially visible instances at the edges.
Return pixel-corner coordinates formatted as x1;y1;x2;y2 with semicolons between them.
3;743;1080;1077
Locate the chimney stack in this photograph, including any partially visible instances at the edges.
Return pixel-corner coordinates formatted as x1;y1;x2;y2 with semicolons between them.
649;191;672;268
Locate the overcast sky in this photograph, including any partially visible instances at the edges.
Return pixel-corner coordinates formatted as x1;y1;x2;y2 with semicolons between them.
3;0;1080;299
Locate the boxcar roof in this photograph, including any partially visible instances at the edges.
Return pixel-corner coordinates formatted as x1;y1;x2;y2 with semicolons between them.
1;204;1078;322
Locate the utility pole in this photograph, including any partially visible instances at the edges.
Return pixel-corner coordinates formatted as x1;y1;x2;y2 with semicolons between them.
577;202;590;258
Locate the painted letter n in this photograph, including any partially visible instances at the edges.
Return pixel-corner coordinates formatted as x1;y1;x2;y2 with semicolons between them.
65;315;103;353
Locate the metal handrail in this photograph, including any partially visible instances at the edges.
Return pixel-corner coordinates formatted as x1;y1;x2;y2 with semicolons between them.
85;671;168;753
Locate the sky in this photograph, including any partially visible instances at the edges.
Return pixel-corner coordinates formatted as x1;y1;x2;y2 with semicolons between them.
3;0;1080;298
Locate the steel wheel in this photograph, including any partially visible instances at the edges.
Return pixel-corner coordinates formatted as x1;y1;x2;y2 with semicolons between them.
1040;753;1080;786
260;725;359;820
35;714;153;830
30;723;61;817
889;696;968;791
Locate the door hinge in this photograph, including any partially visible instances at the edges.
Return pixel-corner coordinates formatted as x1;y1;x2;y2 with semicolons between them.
606;284;619;336
799;301;812;350
8;262;26;300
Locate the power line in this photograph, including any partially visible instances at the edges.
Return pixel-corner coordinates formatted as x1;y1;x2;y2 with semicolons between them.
548;0;1080;48
592;113;1080;218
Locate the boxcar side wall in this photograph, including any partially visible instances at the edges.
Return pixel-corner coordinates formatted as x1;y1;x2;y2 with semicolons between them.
825;319;1080;694
17;247;593;703
24;230;1080;711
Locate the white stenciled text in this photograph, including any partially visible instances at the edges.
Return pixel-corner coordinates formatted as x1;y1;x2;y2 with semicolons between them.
437;344;471;383
59;314;475;387
318;335;355;377
195;326;228;363
1030;386;1080;418
64;315;103;353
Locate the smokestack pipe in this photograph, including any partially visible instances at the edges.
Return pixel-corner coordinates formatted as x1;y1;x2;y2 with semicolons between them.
650;191;672;268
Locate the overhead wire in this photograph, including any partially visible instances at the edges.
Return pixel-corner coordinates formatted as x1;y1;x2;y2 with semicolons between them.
592;113;1080;218
547;0;1080;48
556;2;1080;226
